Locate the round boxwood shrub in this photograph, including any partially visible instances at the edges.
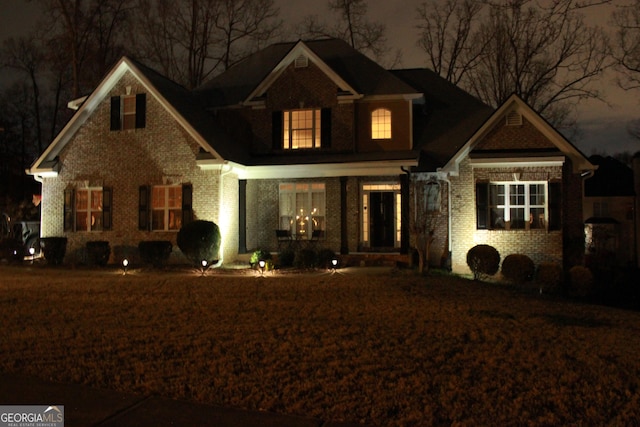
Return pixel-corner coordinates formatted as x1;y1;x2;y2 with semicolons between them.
501;254;535;284
250;249;272;267
466;244;500;280
40;237;67;265
536;262;563;294
86;241;111;267
177;220;221;267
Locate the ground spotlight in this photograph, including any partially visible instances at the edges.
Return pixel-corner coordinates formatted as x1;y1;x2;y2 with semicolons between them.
122;258;129;275
258;259;266;276
201;259;208;275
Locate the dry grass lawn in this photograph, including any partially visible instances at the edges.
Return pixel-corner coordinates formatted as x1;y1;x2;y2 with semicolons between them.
1;264;640;426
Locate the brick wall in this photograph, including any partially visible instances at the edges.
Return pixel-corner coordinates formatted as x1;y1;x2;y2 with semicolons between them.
40;71;232;264
450;158;565;274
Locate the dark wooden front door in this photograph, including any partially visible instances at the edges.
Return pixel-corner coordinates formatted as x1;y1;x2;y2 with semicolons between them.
370;192;394;248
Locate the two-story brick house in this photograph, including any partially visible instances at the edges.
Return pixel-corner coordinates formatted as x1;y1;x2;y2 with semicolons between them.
27;38;594;273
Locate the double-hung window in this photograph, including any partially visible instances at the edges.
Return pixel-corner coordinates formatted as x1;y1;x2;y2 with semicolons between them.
152;185;182;231
110;93;146;131
283;109;321;149
138;184;192;231
279;183;325;238
64;187;112;232
477;182;551;230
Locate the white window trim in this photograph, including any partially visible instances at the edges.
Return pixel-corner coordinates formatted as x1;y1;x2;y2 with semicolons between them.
283;109;321;150
152;185;182;231
279;182;326;239
361;183;402;247
490;181;547;230
76;187;103;232
371;108;392;140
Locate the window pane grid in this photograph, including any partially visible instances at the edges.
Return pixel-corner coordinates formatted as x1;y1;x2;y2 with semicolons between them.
284;110;321;149
371;108;391;139
75;188;103;231
489;182;547;230
279;183;326;238
152;185;182;231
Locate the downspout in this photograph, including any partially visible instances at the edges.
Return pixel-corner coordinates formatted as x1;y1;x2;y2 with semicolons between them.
213;162;234;268
441;175;453;270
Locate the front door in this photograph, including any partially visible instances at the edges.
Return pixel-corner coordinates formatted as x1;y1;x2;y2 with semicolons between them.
370;192;395;248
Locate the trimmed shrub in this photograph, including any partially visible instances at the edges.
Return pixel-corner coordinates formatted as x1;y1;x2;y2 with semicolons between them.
250;249;272;267
86;241;111;266
501;254;535;284
536;262;563;294
177;220;221;267
466;244;500;280
277;247;295;268
40;237;67;265
294;248;317;269
138;241;172;268
317;248;337;269
568;265;595;298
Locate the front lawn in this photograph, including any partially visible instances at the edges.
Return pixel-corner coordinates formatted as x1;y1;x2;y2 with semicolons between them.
1;265;639;426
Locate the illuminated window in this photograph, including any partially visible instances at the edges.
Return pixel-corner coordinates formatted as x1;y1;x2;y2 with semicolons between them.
477;182;548;230
152;185;182;231
75;188;104;231
279;183;325;238
110;93;146;131
371;108;391;139
283;109;321;149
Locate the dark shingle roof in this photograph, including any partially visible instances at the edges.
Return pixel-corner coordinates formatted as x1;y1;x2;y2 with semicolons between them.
391;69;493;170
195;38;418;107
129;58;250;163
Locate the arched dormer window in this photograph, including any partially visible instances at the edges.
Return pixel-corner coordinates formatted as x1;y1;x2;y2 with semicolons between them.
371;108;391;139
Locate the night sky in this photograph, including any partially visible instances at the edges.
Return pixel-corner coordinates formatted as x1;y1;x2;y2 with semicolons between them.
1;0;637;156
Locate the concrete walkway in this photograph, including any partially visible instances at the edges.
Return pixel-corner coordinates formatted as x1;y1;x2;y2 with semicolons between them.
0;373;368;427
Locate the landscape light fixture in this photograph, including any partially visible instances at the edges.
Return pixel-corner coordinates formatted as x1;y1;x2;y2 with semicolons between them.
258;259;266;276
122;258;129;274
201;259;208;275
331;257;339;273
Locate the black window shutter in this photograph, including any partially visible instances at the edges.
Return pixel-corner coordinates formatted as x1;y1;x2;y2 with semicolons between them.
110;96;121;131
102;187;112;230
139;185;150;231
135;93;146;128
182;183;193;226
548;182;561;231
476;183;489;229
272;111;283;150
64;188;75;232
321;108;331;148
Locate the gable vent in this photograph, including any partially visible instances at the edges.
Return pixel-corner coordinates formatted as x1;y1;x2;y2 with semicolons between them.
294;54;309;68
505;110;523;126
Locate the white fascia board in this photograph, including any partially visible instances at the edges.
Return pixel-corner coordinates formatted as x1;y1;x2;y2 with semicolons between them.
470;156;566;168
360;93;423;102
67;96;89;110
231;160;417;180
244;41;361;102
